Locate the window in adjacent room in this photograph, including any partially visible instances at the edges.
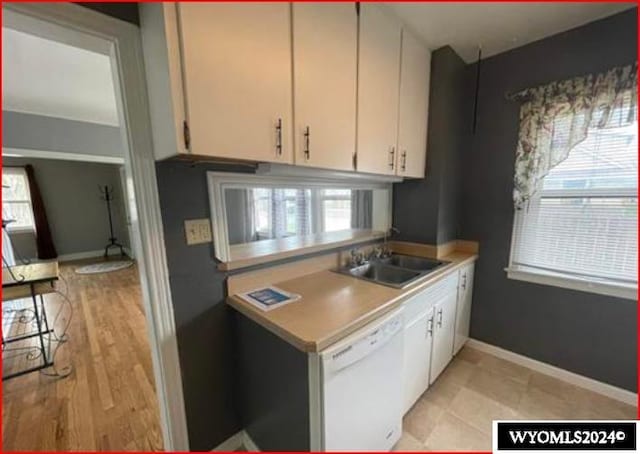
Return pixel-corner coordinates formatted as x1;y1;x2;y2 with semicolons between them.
2;167;35;233
507;65;638;300
252;188;311;240
319;189;352;232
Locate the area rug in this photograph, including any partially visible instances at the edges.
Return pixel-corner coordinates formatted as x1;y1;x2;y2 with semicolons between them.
75;261;134;275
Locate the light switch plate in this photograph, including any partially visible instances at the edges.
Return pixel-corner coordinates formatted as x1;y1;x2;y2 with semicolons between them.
184;219;212;245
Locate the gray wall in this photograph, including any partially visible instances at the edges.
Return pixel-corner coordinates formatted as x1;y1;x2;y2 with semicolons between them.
393;46;467;245
225;188;252;245
459;9;637;391
236;313;310;451
3;157;129;259
155;160;245;450
3;111;124;160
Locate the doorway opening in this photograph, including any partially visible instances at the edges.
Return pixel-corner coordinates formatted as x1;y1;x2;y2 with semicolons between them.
2;4;186;451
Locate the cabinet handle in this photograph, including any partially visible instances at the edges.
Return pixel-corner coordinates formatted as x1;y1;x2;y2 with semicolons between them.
275;118;282;156
401;150;407;172
304;126;310;160
462;273;467;290
389;147;395;169
427;316;434;338
437;308;443;327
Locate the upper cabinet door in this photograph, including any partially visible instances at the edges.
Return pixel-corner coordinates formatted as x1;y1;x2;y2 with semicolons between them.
178;3;293;163
356;5;402;176
292;3;358;171
397;29;431;178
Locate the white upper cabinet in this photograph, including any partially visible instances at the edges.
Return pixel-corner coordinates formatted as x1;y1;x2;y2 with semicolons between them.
356;5;402;176
397;29;431;178
141;3;430;178
292;3;358;171
177;3;293;163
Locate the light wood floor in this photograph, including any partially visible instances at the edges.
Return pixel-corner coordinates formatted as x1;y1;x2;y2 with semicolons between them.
394;346;638;451
2;259;163;451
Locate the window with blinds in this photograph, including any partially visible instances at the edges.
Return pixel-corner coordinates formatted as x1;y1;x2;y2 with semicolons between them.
2;167;35;232
509;115;638;289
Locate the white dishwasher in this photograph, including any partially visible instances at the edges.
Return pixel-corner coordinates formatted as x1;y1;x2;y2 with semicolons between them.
320;307;404;451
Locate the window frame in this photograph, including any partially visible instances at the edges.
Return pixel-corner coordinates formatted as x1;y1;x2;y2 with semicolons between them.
506;134;638;301
2;167;36;234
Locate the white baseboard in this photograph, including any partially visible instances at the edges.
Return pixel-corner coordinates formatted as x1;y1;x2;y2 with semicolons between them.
57;250;104;262
466;339;638;406
242;431;260;451
57;248;132;263
211;430;244;451
211;430;260;452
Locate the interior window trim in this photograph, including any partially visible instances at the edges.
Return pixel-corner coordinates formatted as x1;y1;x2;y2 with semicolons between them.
207;172;392;265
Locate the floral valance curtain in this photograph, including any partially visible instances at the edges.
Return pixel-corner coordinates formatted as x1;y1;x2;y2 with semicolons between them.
511;62;638;209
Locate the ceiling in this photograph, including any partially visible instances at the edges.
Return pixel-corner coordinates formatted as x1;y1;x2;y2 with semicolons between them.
2;27;119;126
386;2;635;63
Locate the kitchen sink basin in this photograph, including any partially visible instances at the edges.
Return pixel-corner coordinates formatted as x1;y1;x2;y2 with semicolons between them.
348;263;422;286
378;254;445;272
334;254;449;289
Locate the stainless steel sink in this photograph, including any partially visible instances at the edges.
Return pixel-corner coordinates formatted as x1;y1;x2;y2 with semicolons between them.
334;254;449;289
347;263;422;286
378;254;445;272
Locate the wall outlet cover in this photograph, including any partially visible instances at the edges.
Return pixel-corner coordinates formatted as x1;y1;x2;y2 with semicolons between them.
184;219;212;245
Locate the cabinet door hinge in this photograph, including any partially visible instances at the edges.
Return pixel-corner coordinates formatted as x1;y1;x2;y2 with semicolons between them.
183;120;191;151
352;152;358;170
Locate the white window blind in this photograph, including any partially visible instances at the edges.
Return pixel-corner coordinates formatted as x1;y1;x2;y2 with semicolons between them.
510;114;638;287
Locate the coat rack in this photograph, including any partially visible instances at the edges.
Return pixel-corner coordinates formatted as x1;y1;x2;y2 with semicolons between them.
100;185;125;258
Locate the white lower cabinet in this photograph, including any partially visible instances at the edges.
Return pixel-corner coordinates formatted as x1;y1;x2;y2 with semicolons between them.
429;288;458;383
402;273;459;413
401;263;476;415
453;263;475;355
402;306;434;414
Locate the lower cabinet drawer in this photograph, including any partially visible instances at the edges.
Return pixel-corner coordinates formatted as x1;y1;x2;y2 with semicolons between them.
403;272;458;322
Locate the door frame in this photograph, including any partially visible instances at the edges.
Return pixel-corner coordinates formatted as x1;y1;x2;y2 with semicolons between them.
2;3;189;450
118;165;135;259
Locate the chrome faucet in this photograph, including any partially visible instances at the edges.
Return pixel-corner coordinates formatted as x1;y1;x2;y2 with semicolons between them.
349;248;367;267
382;226;400;257
367;245;384;261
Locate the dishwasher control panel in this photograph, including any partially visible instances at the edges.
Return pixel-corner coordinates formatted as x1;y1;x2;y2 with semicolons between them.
323;309;404;373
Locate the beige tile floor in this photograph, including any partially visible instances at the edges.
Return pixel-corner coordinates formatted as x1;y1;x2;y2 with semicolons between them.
394;346;638;452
